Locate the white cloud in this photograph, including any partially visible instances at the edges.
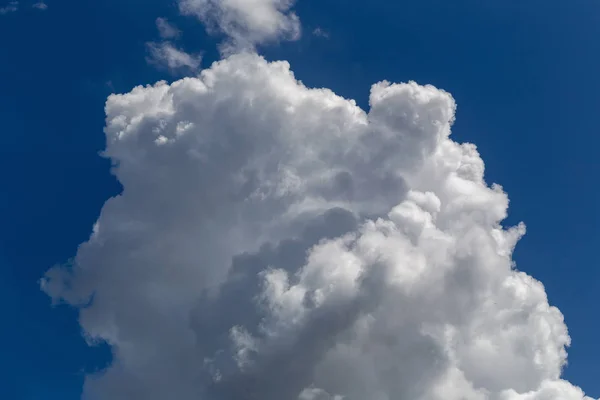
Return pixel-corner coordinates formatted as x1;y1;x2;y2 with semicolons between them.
42;53;596;400
0;1;18;14
156;17;181;39
32;1;47;10
146;41;202;73
178;0;300;51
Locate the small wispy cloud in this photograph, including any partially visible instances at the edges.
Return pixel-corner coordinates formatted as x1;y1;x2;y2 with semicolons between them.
147;17;199;75
179;0;301;53
32;1;47;10
312;27;330;39
0;1;18;15
146;41;202;74
156;17;180;39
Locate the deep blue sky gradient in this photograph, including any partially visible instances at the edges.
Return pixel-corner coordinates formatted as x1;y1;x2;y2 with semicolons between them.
1;0;599;398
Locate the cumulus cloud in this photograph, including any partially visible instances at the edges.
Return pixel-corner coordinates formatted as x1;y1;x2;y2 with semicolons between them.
178;0;300;51
42;53;595;400
0;1;18;14
146;41;202;74
156;17;181;39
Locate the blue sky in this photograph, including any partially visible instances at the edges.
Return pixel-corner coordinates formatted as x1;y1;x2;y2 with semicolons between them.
1;0;599;399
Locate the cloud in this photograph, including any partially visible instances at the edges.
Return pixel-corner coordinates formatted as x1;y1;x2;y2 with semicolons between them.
156;17;181;39
147;18;199;75
146;41;202;74
0;1;18;14
32;1;47;10
42;53;595;400
178;0;300;51
312;27;329;39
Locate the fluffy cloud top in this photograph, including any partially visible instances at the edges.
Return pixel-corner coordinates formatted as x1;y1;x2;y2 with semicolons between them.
179;0;300;50
43;53;595;400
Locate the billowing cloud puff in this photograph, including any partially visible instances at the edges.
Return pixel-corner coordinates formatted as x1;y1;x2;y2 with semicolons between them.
179;0;300;50
42;53;595;400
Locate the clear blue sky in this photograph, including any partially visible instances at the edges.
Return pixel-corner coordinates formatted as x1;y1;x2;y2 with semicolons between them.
1;0;599;398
